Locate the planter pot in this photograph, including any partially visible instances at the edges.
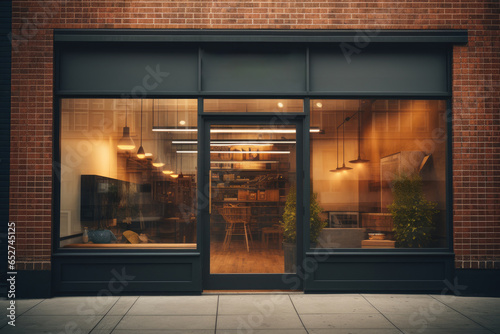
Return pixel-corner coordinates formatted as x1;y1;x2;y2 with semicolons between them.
88;229;116;244
283;242;296;273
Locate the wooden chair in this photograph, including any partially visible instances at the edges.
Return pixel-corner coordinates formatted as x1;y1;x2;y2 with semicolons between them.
220;206;253;252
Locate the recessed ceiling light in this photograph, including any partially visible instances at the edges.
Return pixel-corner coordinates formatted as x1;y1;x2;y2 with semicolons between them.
277;102;284;108
179;120;186;126
316;102;323;108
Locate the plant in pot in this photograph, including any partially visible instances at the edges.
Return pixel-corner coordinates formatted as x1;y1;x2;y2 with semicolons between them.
388;173;439;248
281;186;326;273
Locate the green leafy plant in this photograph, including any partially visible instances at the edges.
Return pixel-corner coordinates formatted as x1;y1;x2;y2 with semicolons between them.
388;173;439;248
281;186;327;244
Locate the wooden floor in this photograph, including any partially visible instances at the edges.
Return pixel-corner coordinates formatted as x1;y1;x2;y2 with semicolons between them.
210;240;284;274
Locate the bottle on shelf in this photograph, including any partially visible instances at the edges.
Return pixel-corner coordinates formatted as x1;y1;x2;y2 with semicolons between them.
82;227;89;243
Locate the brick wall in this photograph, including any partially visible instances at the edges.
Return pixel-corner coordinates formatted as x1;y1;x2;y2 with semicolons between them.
10;0;499;270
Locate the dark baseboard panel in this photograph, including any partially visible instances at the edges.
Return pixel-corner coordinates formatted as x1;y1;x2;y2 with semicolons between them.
304;252;455;293
52;253;202;296
455;269;500;297
14;271;52;299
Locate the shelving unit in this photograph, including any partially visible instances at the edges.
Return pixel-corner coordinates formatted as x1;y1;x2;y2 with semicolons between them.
210;165;292;242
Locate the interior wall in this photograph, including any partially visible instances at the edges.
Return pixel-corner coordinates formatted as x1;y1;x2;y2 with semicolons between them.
60;136;118;236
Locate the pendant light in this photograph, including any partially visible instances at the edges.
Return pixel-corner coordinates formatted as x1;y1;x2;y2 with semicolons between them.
349;110;370;164
117;100;136;151
337;111;352;171
163;101;175;175
169;133;179;178
136;99;146;159
329;118;341;173
178;152;184;179
168;99;179;178
152;100;165;168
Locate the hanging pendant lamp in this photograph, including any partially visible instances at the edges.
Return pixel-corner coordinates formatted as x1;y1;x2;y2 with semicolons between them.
330;117;341;173
349;110;370;164
168;100;179;177
178;151;184;179
117;100;136;151
152;100;165;168
137;99;146;159
337;111;352;171
170;133;179;178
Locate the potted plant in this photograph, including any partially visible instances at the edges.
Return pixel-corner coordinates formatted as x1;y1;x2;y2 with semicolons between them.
281;186;326;273
388;173;438;248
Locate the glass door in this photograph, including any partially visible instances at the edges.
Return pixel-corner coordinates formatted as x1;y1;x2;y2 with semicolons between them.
206;122;298;281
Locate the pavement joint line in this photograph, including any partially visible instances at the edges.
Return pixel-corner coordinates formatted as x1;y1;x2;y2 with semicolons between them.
288;293;310;334
0;298;46;330
360;293;405;334
108;295;140;333
203;291;304;295
88;296;121;333
428;294;498;334
214;294;219;334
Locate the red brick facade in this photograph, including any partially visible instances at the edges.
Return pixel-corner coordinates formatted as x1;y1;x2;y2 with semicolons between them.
10;1;500;270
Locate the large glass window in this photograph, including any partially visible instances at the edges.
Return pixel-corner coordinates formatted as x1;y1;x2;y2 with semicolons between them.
310;99;448;249
59;99;197;248
208;123;297;274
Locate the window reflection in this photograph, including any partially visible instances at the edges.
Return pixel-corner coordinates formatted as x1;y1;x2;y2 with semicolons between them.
60;99;197;248
311;100;447;249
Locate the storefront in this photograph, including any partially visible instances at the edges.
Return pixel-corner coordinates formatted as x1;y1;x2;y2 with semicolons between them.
42;29;468;294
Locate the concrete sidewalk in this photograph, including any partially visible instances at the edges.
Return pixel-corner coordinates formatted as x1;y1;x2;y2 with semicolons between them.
0;293;499;333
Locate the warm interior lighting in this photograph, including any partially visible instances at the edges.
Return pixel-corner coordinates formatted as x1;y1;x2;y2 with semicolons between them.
170;174;179;178
136;146;146;159
118;101;136;151
330;113;342;172
349;110;370;164
153;127;198;132
211;160;279;164
349;158;370;164
145;152;153;157
316;102;323;108
337;164;353;171
277;102;284;108
172;140;296;145
162;170;173;175
154;127;321;133
333;111;353;171
136;100;145;159
117;126;135;151
153;153;164;167
179;120;186;125
177;150;290;154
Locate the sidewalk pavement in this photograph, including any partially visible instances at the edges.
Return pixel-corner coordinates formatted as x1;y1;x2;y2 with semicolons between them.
0;293;499;334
